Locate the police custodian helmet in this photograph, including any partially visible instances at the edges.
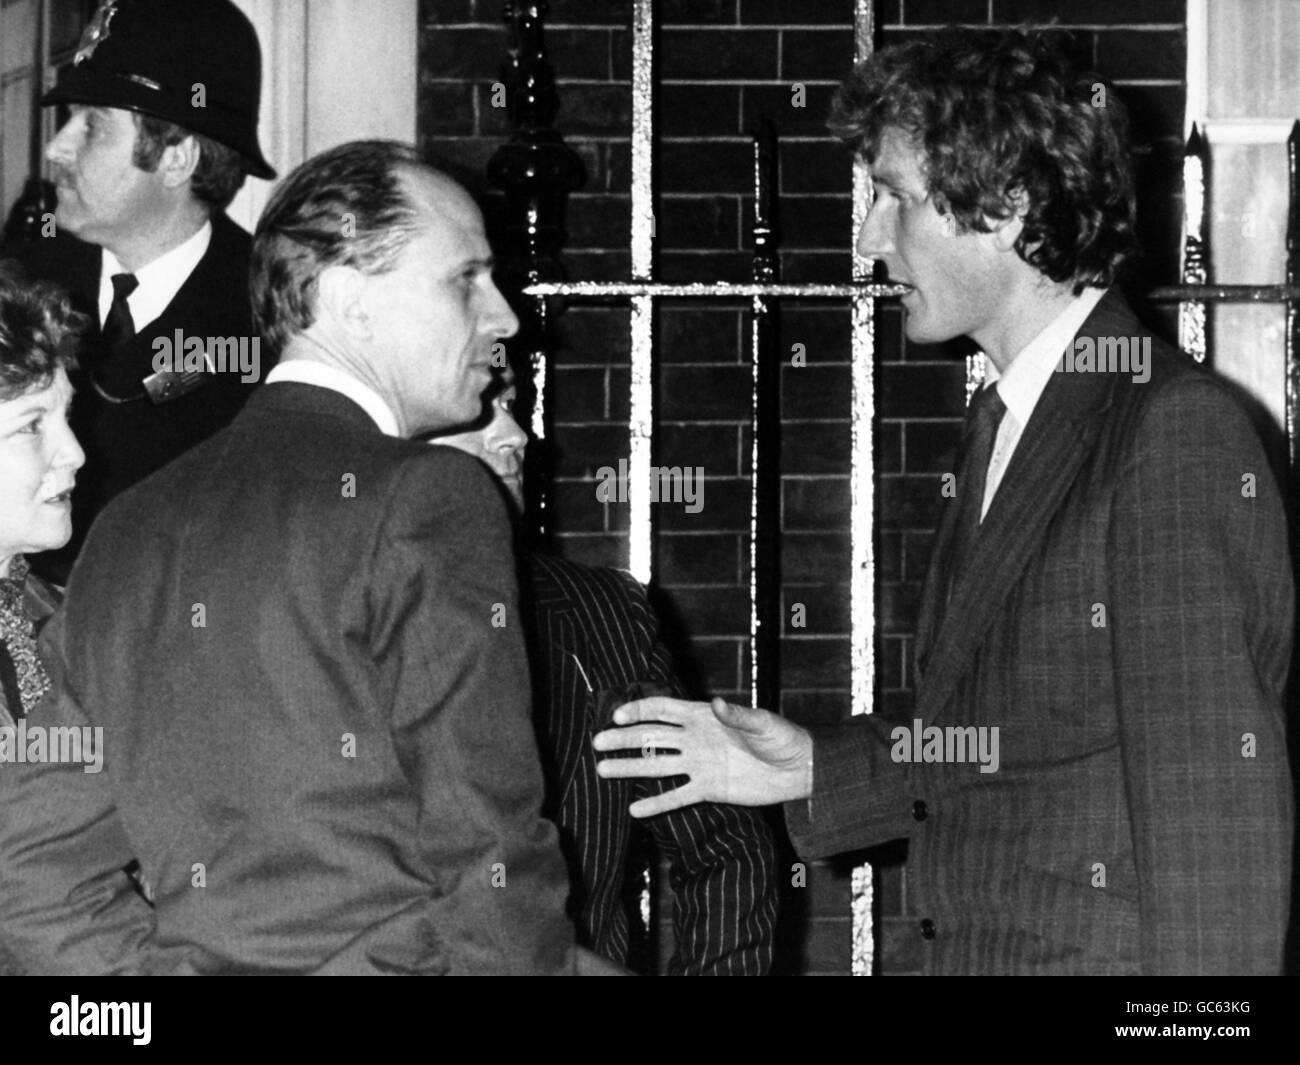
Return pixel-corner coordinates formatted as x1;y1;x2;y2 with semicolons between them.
41;0;275;180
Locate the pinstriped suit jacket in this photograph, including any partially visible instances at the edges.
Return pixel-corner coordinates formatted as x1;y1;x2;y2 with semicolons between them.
527;553;779;975
785;290;1294;974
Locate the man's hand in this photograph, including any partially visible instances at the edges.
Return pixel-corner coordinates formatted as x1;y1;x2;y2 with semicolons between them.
593;697;813;817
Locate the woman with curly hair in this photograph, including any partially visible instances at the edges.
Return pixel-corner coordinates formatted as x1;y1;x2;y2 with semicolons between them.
0;262;85;729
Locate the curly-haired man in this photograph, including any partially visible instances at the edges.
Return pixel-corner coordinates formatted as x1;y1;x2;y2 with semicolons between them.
595;29;1294;976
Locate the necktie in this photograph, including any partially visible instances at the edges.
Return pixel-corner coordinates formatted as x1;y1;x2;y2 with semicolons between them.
93;272;141;398
944;383;1006;606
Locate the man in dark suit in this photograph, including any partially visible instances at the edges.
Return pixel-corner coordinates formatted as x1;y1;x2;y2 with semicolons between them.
0;140;595;974
13;0;275;579
431;373;780;974
594;30;1294;975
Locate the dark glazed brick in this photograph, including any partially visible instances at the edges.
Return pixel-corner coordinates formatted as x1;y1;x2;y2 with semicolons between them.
554;307;632;364
660;304;740;364
566;193;632;250
551;423;628;478
781;691;852;727
551;365;608;420
782;421;851;475
740;0;854;25
768;195;852;250
877;420;902;474
878;528;903;580
779;140;855;194
880;915;925;976
992;0;1185;24
879;27;1091;71
783;532;849;581
658;196;742;251
422;27;510;80
879;473;947;529
780;306;851;363
654;478;751;534
659;84;742;137
554;84;632;135
742;84;841;138
902;529;939;580
903;0;989;25
660;29;780;80
905;420;961;474
548;480;608;534
782;364;851;420
670;586;752;636
657;532;743;585
879;362;966;418
658;423;740;475
658;251;755;284
661;0;737;24
547;0;634;24
421;0;473;25
878;580;922;635
779;250;853;283
659;140;751;196
781;30;855;81
688;637;743;690
421;136;500;176
783;583;849;635
418;82;477;134
661;365;752;420
879;634;906;689
1094;30;1186;82
783;477;850;531
560;250;632;282
781;636;850;688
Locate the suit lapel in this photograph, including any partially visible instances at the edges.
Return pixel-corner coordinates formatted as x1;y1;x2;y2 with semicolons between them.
914;291;1137;720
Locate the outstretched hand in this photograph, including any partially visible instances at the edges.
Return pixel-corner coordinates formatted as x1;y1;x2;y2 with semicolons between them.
592;696;813;818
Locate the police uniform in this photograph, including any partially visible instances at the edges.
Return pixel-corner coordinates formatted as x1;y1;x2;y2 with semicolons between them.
19;0;275;580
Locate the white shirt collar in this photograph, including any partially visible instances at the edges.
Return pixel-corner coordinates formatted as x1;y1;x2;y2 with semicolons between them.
264;360;400;437
98;221;212;332
983;285;1107;427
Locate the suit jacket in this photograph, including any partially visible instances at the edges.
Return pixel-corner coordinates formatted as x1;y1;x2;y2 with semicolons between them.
17;214;262;579
785;290;1294;975
0;382;580;975
527;553;779;974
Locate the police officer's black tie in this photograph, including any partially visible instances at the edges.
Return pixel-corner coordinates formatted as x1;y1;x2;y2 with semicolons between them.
94;272;140;397
944;383;1006;607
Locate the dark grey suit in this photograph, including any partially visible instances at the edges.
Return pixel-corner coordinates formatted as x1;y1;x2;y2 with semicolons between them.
786;290;1294;974
0;382;579;974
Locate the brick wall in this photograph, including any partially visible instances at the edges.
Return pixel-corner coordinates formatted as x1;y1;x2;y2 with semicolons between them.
418;0;1187;975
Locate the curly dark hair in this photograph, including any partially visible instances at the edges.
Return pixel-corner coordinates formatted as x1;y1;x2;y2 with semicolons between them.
0;261;85;402
250;140;425;358
830;28;1136;292
132;113;248;212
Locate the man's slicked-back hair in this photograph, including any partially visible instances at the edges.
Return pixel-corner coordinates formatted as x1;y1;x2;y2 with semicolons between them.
250;140;425;357
830;28;1136;292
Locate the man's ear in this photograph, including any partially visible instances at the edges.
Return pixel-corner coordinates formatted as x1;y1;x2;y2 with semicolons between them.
157;135;202;190
316;264;373;342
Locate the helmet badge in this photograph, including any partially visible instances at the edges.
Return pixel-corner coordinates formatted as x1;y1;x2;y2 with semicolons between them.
74;0;122;66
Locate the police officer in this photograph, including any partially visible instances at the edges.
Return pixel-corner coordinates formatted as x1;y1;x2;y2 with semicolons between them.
18;0;275;580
